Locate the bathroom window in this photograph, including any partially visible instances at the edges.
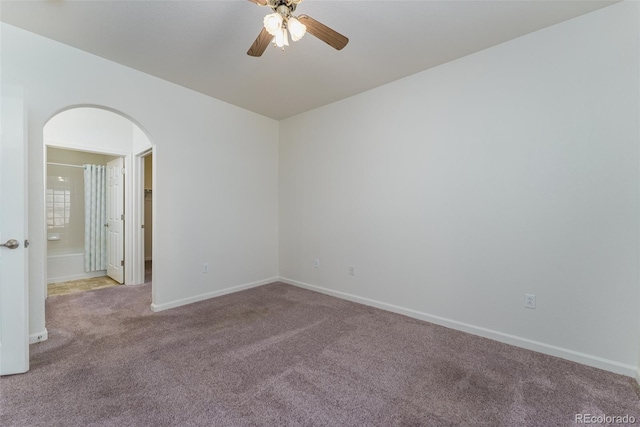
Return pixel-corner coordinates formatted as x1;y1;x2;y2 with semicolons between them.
46;177;71;228
46;164;85;254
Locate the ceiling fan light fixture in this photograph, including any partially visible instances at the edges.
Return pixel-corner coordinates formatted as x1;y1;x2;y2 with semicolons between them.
248;0;349;57
287;16;306;41
263;12;283;36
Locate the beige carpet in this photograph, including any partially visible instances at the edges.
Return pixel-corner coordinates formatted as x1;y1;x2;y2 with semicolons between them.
1;282;638;426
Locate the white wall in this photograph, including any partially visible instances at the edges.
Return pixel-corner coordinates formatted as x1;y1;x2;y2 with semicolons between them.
133;123;152;155
1;23;279;338
279;1;640;376
45;108;138;152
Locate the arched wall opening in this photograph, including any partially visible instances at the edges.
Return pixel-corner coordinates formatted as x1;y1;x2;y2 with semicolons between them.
38;106;155;340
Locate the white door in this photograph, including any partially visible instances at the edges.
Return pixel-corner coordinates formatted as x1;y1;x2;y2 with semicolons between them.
0;87;29;375
106;157;124;283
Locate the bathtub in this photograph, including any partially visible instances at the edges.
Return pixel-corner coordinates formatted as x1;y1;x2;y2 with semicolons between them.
47;252;107;284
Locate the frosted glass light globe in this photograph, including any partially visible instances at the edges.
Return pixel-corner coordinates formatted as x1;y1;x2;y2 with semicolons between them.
287;17;306;42
275;27;289;48
263;13;283;36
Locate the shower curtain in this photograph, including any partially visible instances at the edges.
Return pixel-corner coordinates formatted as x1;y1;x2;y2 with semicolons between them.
83;164;107;272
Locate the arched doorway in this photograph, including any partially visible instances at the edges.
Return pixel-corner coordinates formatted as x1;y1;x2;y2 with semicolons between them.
41;106;154;326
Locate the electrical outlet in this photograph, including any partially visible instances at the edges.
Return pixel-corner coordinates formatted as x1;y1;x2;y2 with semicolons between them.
525;294;536;309
203;263;209;273
314;258;320;268
349;265;355;276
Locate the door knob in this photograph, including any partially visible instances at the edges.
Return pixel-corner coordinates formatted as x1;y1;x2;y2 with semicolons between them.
0;239;19;249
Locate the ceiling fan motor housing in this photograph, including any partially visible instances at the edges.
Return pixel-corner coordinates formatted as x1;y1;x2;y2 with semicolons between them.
268;0;302;14
276;4;292;17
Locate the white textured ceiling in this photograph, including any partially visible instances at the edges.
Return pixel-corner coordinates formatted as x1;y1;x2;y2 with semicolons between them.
0;0;617;120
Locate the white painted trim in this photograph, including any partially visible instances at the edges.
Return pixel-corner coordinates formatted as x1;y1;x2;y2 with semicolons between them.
150;148;158;307
47;270;106;284
131;152;146;285
150;277;279;312
279;277;638;378
123;153;134;286
29;329;48;345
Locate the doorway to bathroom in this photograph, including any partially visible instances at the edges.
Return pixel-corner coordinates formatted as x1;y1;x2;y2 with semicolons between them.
46;147;123;295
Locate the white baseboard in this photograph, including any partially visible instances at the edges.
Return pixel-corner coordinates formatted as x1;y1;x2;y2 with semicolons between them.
150;277;279;313
279;277;638;378
29;329;48;344
47;270;106;284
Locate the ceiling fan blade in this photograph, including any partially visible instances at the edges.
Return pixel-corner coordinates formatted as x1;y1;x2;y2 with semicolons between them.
247;0;268;6
247;27;272;57
298;15;348;51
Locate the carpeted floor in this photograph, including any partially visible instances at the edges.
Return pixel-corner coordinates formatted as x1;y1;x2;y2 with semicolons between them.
1;282;638;426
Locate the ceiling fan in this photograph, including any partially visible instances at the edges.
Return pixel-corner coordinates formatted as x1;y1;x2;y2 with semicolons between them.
247;0;349;57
